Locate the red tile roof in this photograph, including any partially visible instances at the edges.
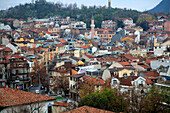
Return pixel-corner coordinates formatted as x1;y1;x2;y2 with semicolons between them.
60;39;67;44
143;71;160;78
139;65;150;69
56;44;64;47
125;54;138;60
119;76;139;86
62;106;114;113
54;102;72;106
0;47;13;52
79;46;91;49
85;54;95;58
119;62;131;67
144;77;153;84
0;88;55;107
83;76;105;86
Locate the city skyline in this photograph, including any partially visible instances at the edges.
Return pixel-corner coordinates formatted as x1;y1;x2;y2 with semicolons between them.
0;0;162;11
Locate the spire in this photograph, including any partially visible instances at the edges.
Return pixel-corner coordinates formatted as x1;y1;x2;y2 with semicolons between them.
92;15;94;20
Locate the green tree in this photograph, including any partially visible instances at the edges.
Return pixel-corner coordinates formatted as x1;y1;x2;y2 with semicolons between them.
79;88;128;112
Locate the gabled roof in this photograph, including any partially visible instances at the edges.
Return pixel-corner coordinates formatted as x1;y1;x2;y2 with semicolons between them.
139;65;151;69
85;54;95;58
82;76;105;86
0;88;55;107
118;61;131;67
62;106;114;113
56;44;64;47
125;54;138;60
60;39;67;44
54;102;72;106
119;76;139;86
0;47;13;52
143;71;160;78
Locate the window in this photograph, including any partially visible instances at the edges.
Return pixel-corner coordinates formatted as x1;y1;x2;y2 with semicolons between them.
123;73;127;77
113;80;117;84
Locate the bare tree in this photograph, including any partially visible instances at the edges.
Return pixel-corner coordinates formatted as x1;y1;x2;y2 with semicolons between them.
53;73;69;96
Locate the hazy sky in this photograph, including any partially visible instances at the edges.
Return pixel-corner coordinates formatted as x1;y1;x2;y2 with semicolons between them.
0;0;162;11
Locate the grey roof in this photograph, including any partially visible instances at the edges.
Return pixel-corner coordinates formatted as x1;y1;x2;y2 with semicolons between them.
111;30;125;43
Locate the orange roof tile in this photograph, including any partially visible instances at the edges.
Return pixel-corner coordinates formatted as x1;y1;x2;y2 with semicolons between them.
143;71;160;77
56;44;64;47
119;61;131;67
0;88;55;107
60;39;67;44
54;102;72;106
144;77;153;84
83;76;105;85
62;106;114;113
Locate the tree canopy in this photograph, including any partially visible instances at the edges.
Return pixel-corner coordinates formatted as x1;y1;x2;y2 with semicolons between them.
0;0;141;28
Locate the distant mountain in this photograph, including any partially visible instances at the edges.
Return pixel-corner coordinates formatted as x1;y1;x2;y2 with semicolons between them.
148;0;170;13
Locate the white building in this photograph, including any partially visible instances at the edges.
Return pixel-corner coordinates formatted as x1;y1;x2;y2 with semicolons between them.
69;21;86;29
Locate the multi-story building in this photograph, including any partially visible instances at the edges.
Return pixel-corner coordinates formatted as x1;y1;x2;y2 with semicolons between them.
120;18;134;27
164;20;170;32
95;29;115;42
69;21;86;29
8;55;30;89
101;20;117;30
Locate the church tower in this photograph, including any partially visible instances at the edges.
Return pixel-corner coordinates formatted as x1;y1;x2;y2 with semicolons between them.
90;15;95;40
108;0;111;8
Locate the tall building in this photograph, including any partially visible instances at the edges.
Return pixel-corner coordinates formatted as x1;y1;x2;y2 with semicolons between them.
108;0;111;8
90;16;95;40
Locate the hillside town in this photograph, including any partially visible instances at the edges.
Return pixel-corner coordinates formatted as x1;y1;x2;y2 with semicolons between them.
0;1;170;113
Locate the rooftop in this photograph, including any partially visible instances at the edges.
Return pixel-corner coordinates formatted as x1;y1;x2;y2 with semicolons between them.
0;88;55;107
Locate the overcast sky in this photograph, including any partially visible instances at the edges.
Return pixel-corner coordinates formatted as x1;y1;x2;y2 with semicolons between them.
0;0;162;11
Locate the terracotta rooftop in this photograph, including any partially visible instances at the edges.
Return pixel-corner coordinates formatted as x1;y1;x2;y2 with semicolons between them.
139;65;151;69
60;39;67;44
0;47;13;52
119;76;139;86
62;106;114;113
56;44;64;47
143;71;160;78
0;88;55;107
118;61;131;67
54;102;72;106
125;54;138;60
83;76;105;86
85;54;95;58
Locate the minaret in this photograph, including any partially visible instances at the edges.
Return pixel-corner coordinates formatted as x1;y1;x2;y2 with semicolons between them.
90;15;95;40
108;0;111;8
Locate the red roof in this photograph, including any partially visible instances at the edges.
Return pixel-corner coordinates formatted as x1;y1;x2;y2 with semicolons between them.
119;76;139;86
62;106;114;113
79;46;91;49
54;102;72;106
6;18;15;21
56;44;64;47
119;61;131;67
60;39;67;44
125;54;138;60
0;88;55;107
143;71;160;78
139;65;150;69
83;76;105;85
144;77;153;84
85;54;95;58
0;47;13;52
